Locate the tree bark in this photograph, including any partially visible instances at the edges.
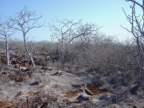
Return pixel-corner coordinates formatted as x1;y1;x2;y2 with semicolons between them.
23;35;35;68
5;36;10;66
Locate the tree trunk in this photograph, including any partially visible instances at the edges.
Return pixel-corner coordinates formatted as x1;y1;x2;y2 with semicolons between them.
5;36;10;66
62;39;65;63
23;35;36;68
61;35;66;69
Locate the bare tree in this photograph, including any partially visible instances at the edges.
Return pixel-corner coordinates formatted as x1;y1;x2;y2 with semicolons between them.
123;0;144;82
50;19;101;67
9;7;43;68
0;18;14;66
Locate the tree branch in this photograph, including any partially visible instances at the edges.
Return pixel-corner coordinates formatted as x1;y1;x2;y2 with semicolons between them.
126;0;144;9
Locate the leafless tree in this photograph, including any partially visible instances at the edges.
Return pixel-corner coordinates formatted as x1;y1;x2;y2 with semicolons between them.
123;0;144;82
0;18;14;66
50;19;101;67
9;7;43;68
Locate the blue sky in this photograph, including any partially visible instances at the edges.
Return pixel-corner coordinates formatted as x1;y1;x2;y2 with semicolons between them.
0;0;132;42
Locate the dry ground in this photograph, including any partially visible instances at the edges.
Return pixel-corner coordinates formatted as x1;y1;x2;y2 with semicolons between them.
0;64;143;108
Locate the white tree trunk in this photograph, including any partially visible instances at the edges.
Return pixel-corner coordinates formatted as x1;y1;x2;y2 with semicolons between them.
23;35;36;68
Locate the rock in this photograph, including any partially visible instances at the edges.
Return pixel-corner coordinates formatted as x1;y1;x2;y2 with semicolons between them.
51;71;62;76
30;81;41;86
15;91;24;98
133;105;138;108
99;94;112;100
74;94;89;103
98;94;117;103
20;66;28;71
109;104;120;108
71;84;82;88
130;84;139;95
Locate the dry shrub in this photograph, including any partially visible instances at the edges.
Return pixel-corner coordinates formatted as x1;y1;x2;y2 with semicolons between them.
7;91;68;108
9;35;136;74
68;39;135;73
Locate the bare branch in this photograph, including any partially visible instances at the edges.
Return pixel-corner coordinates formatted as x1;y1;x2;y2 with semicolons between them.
124;0;144;74
126;0;144;9
9;7;43;68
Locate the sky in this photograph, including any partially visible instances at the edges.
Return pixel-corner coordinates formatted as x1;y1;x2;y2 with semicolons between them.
0;0;134;42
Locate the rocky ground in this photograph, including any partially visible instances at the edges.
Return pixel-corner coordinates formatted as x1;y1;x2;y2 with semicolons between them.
0;64;144;108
